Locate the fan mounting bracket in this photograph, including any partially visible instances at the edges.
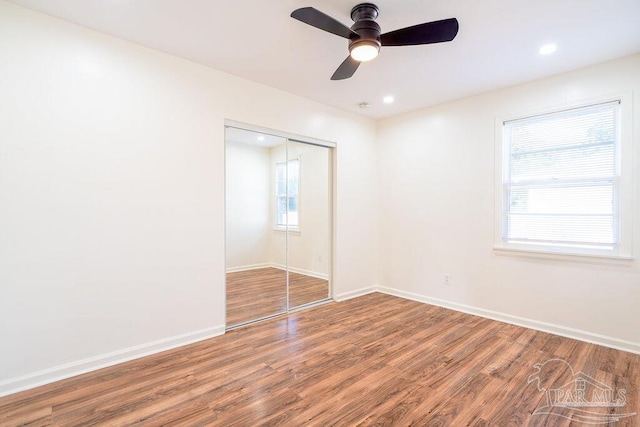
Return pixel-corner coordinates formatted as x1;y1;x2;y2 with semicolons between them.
350;3;379;21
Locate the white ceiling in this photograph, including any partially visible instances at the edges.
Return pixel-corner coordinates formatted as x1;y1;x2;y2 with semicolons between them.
9;0;640;119
226;126;286;148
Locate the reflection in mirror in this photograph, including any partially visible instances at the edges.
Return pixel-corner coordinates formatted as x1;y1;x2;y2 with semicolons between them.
225;128;288;326
225;126;332;328
286;140;331;309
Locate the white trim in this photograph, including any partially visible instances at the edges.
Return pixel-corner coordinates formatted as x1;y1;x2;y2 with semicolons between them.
275;157;301;232
288;266;329;281
228;263;329;281
224;120;336;148
288;299;332;313
274;226;300;234
6;286;639;398
225;263;271;273
376;286;640;355
494;92;634;260
270;263;329;280
334;286;376;302
492;247;634;266
0;325;225;398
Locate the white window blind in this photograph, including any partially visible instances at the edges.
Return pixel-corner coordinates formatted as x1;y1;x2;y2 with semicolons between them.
502;101;620;251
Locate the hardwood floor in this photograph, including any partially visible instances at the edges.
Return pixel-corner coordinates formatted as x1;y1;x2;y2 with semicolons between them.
226;267;329;326
1;293;638;426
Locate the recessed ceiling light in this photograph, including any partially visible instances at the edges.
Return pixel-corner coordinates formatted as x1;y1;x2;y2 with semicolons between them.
383;95;395;104
539;43;557;55
257;135;265;141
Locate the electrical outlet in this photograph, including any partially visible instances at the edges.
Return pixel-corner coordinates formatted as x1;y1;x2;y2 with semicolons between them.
444;274;451;285
315;254;322;263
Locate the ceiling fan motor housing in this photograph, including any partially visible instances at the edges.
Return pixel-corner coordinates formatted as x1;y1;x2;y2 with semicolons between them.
348;3;381;54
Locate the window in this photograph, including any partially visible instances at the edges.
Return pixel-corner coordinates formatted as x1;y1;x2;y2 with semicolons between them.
276;159;300;229
496;98;632;259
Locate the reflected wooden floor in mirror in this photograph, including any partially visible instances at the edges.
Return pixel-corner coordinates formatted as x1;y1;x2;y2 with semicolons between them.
226;267;329;326
288;271;330;308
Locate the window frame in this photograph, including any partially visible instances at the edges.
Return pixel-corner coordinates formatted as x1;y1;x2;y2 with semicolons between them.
494;93;634;264
275;157;301;232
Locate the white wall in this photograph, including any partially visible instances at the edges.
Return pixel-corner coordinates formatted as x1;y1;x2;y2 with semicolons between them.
288;142;331;277
268;142;331;277
0;1;378;395
225;142;272;270
377;54;640;352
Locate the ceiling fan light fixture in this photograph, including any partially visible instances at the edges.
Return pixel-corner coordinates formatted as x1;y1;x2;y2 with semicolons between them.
290;4;459;79
349;40;380;62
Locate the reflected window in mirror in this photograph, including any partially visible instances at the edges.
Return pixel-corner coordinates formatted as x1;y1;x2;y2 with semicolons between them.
276;159;300;231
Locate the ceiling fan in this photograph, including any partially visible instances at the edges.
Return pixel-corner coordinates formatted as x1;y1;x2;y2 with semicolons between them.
291;3;459;80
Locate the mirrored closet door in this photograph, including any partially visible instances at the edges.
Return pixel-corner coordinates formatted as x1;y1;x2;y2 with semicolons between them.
225;125;332;328
286;140;331;310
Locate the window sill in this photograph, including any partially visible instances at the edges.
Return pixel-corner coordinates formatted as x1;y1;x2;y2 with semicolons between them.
274;227;301;235
492;246;634;266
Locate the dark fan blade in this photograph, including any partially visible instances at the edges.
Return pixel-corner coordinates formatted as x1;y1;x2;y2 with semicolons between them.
331;56;360;80
291;7;357;39
381;18;459;46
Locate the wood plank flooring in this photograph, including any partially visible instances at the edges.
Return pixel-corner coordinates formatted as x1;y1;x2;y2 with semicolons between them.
226;267;329;326
1;293;638;426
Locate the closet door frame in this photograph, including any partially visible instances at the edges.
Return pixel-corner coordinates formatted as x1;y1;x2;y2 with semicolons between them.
224;120;335;329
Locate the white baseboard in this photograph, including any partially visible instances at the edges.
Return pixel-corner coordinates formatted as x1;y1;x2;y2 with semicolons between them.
0;325;225;398
270;264;329;280
334;286;376;302
289;266;329;281
376;286;640;355
6;287;636;399
226;263;271;273
227;263;329;280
